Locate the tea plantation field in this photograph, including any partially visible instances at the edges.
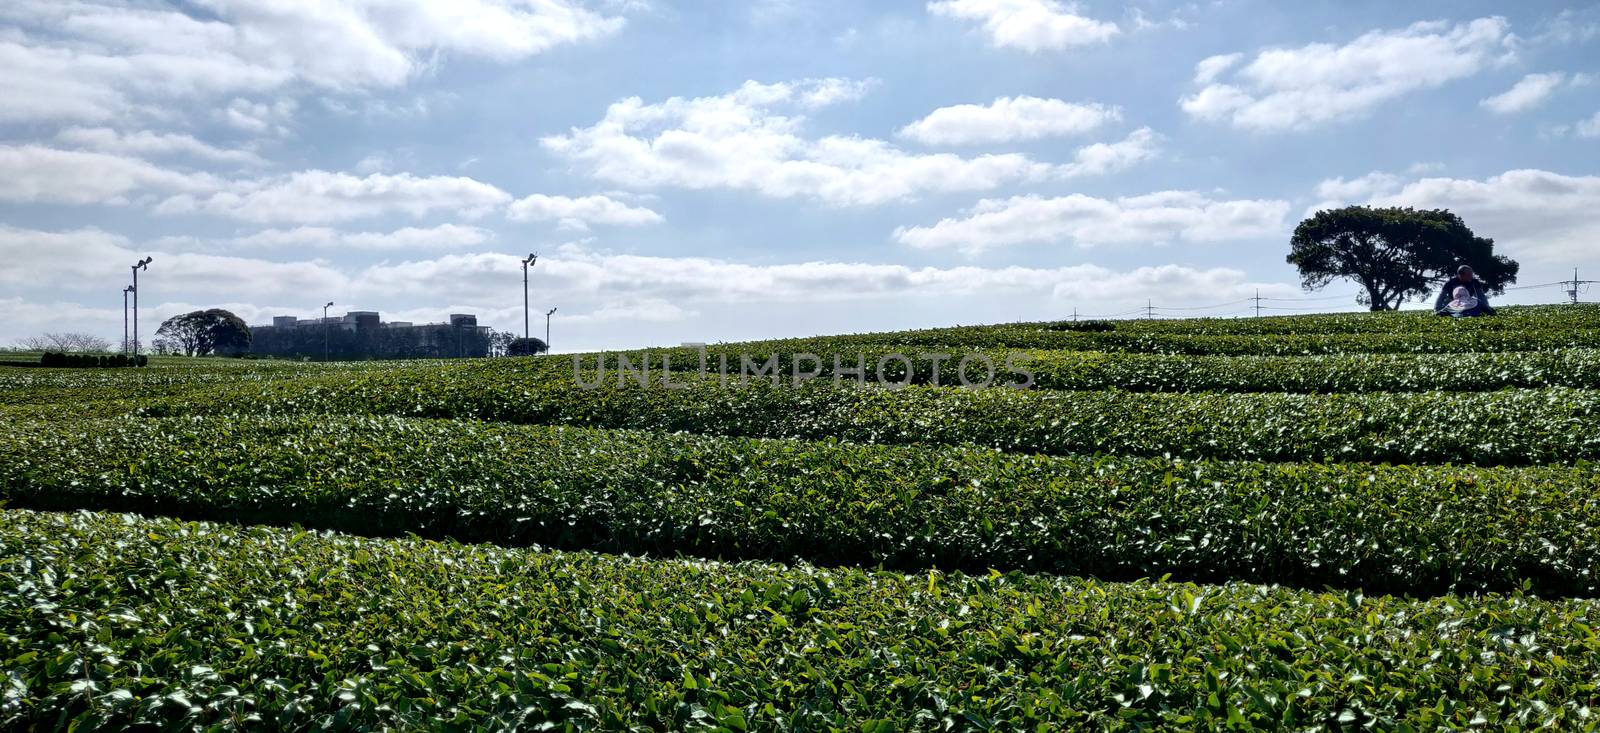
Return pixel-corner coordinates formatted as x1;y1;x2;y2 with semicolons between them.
4;305;1600;730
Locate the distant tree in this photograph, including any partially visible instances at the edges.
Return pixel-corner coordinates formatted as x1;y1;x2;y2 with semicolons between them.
15;333;112;352
1287;206;1519;311
155;309;253;356
488;330;516;357
507;337;548;356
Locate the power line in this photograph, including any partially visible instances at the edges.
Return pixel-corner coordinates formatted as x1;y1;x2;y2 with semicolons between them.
1502;280;1569;291
1072;308;1146;320
1258;303;1362;311
1258;292;1363;302
1150;298;1252;312
1062;270;1593;323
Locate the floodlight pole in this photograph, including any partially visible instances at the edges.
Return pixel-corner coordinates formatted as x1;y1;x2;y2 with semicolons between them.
130;257;151;354
521;253;538;341
122;285;134;354
545;307;557;351
323;301;334;361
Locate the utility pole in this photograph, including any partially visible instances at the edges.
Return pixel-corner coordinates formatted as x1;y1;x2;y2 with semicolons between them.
521;253;538;340
129;257;151;354
122;285;134;354
1253;288;1262;318
545;307;557;351
322;301;334;361
1072;307;1077;322
1566;268;1598;305
1146;298;1154;319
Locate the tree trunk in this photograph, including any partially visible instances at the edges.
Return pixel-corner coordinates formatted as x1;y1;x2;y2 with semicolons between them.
1364;283;1389;311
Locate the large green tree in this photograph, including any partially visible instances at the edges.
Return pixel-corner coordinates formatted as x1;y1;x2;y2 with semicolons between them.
155;309;252;356
507;337;548;356
1287;207;1519;311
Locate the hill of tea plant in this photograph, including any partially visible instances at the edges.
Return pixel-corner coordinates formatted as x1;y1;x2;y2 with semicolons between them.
3;304;1599;730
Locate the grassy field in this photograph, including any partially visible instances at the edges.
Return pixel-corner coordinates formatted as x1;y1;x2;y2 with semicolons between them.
3;304;1600;730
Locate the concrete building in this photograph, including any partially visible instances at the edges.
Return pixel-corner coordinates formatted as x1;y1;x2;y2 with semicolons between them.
250;310;493;360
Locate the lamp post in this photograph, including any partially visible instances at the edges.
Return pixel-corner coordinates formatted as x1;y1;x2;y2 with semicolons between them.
545;307;557;352
130;257;151;354
322;301;334;361
122;285;134;354
521;253;538;341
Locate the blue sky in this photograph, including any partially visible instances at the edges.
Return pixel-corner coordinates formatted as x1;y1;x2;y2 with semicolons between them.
2;0;1598;351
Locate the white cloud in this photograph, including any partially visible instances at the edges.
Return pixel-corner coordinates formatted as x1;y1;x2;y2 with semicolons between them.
927;0;1119;52
1181;17;1517;131
1534;7;1600;45
1480;72;1567;114
0;38;134;123
1313;171;1403;201
0;145;218;204
1192;52;1243;84
227;224;493;250
54;126;265;166
898;96;1120;145
1057;127;1161;178
749;0;798;25
354;154;393;175
0;226;138;285
155;170;513;223
0;225;1309;348
220;98;298;135
796;78;879;108
0;0;627;125
0;224;343;296
348;242;1291;309
544;80;1146;206
0;297;126;346
1363;169;1600;263
0;143;516;225
506;194;664;230
1576;110;1600;138
893;191;1290;254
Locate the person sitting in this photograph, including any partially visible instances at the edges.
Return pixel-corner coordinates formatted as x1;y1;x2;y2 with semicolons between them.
1441;286;1487;317
1433;265;1496;317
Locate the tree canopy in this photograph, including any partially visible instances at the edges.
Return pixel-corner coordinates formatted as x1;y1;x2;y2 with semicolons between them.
155;309;252;356
507;337;548;356
1287;207;1519;311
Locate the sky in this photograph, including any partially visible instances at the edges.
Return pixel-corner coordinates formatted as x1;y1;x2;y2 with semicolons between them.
2;0;1598;352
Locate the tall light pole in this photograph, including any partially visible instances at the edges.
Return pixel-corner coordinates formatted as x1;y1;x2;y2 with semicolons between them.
521;253;538;340
322;301;334;361
130;257;151;354
122;285;134;354
545;307;557;352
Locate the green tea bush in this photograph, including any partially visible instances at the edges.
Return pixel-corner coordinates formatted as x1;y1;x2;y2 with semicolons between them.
605;346;1600;393
3;416;1597;596
762;306;1600;353
791;326;1600;355
130;369;1600;465
3;509;1597;731
1112;304;1599;335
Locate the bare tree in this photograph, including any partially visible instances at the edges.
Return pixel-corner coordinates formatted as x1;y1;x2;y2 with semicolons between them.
488;330;516;357
55;333;113;352
14;333;112;352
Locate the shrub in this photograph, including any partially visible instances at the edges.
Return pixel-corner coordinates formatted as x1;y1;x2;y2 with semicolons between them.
1041;319;1115;332
5;415;1599;596
6;509;1600;731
